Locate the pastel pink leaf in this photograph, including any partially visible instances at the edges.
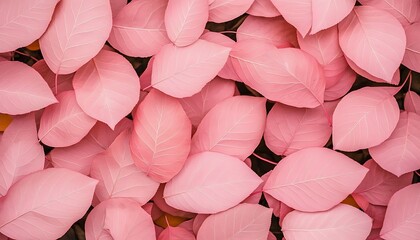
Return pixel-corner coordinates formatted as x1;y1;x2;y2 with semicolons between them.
151;40;230;98
131;89;191;183
237;16;298;48
264;103;331;156
0;61;57;115
39;0;112;74
140;57;154;90
282;204;372;240
110;0;127;17
324;67;356;101
353;159;413;205
0;168;97;240
91;131;159;205
164;152;262;214
381;183;420;240
404;90;420;114
358;0;420;26
264;147;368;212
108;0;171;57
165;0;208;47
402;22;420;73
0;113;44;196
338;6;406;82
197;203;272;240
179;77;236;128
369;111;420;176
153;184;196;218
332;87;400;151
38;91;97;147
73;50;139;129
208;0;254;23
231;41;325;108
85;198;156;240
158;226;196;240
0;0;60;52
190;96;266;160
32;60;74;94
247;0;281;17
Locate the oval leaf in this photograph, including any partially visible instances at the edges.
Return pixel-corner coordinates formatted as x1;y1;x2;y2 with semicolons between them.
358;0;420;26
247;0;281;17
208;0;254;23
164;151;262;214
402;22;420;73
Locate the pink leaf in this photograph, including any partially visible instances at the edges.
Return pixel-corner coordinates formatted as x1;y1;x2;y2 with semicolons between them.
110;0;127;17
381;183;420;240
369;111;420;176
231;41;325;108
190;96;266;160
131;89;191;183
38;90;97;147
264;147;368;212
358;0;420;26
0;61;57;115
282;204;372;240
164;152;262;214
324;67;356;101
108;0;170;57
73;50;139;129
179;77;236;128
0;168;97;240
153;184;196;218
365;204;387;229
197;203;272;240
332;87;400;151
158;226;196;240
271;0;356;36
247;0;281;17
32;60;74;94
165;0;208;47
39;0;112;74
402;22;420;73
85;198;156;240
208;0;254;23
0;113;44;196
264;103;331;156
91;130;159;205
151;40;230;98
192;214;209;235
404;90;420;114
0;0;60;52
353;159;413;205
140;57;154;90
338;6;406;82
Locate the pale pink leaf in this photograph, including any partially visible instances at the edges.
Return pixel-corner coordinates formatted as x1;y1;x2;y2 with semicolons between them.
247;0;281;17
158;226;196;240
404;90;420;114
0;113;44;196
338;6;406;82
108;0;171;57
131;89;191;183
332;87;400;151
153;184;196;218
179;77;236;128
359;0;420;26
164;152;262;214
369;111;420;176
402;22;420;73
381;183;420;240
0;168;97;240
190;96;266;160
197;203;272;240
282;204;372;240
32;60;74;94
0;61;57;115
353;159;413;205
264;147;368;212
39;0;112;74
85;198;155;240
208;0;254;23
324;67;356;101
231;41;325;108
264;103;331;156
38;91;97;147
73;50;139;129
0;0;60;52
165;0;208;47
110;0;127;17
151;40;230;98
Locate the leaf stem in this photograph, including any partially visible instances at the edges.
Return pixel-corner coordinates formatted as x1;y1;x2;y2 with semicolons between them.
252;153;277;165
14;50;39;62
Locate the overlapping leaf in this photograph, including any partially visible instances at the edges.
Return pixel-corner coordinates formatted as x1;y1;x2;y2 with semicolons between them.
247;0;281;17
402;22;420;73
404;90;420;114
358;0;420;26
208;0;255;23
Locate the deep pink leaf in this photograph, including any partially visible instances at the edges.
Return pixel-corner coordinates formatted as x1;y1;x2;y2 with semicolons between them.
404;90;420;114
365;204;387;229
333;87;400;151
0;168;97;240
402;22;420;73
85;198;155;240
368;229;385;240
264;147;368;212
0;0;60;52
158;226;196;240
38;91;97;147
110;0;127;17
108;0;170;57
73;50;139;129
282;204;372;240
40;0;112;74
164;152;262;214
0;61;57;115
151;40;230;98
192;214;209;235
359;0;420;26
381;183;420;240
338;6;406;82
208;0;254;23
247;0;281;17
32;60;74;94
190;96;266;160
